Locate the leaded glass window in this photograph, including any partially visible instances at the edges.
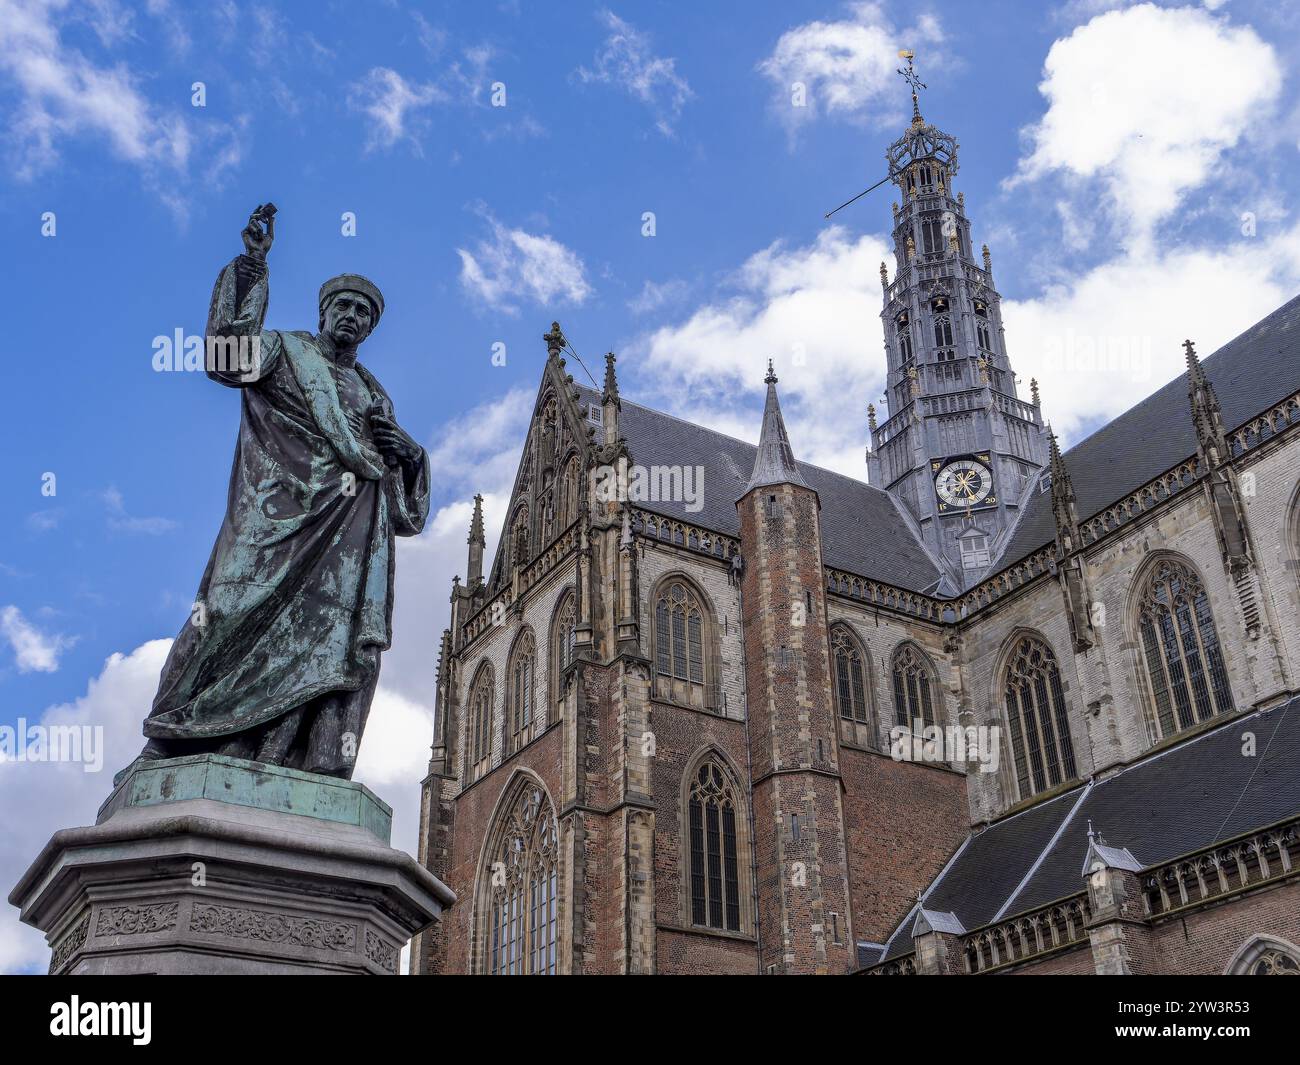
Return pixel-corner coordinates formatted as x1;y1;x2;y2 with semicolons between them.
485;783;558;975
688;761;741;933
1137;559;1232;739
892;644;937;729
1003;636;1077;799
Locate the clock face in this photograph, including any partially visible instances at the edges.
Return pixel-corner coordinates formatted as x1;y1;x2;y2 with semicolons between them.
935;458;994;509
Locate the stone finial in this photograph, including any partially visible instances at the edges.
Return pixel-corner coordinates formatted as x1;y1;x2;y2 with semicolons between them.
880;261;889;288
867;403;877;432
544;321;567;358
958;191;965;210
468;493;485;545
906;234;915;260
982;243;992;273
891;201;899;218
764;358;777;385
1030;377;1040;407
602;351;620;406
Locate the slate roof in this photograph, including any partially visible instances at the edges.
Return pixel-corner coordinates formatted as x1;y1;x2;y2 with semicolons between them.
999;292;1300;567
875;696;1300;965
575;385;944;593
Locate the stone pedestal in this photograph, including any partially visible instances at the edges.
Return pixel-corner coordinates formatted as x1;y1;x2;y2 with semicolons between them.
9;755;455;974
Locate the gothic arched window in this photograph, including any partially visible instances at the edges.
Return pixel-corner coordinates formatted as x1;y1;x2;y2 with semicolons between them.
1227;936;1300;975
933;315;954;348
687;759;745;933
468;663;494;782
560;453;580;527
831;626;869;723
507;629;536;753
511;506;530;568
1136;558;1232;739
1003;636;1078;798
653;578;714;709
976;320;992;351
481;779;558;975
550;590;576;714
892;644;938;729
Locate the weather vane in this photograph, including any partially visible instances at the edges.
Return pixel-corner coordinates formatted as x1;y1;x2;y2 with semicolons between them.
897;49;926;116
824;48;927;219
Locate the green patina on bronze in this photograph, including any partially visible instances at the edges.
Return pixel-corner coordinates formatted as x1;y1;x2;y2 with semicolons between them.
132;205;429;780
99;754;394;842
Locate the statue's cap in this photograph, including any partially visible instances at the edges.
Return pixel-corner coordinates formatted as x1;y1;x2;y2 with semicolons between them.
319;273;384;326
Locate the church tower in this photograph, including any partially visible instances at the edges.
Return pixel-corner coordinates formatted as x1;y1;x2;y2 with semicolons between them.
866;55;1047;589
738;363;855;974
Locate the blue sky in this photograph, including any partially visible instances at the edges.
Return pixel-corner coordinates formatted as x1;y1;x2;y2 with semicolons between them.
2;0;1299;970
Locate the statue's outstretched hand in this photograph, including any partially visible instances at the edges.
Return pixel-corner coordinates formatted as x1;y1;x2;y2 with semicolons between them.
241;205;276;261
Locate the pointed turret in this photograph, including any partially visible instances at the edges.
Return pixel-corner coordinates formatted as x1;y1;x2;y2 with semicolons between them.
745;361;808;493
466;493;485;587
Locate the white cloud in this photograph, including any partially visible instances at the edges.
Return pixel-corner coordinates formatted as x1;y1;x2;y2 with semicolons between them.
628;278;689;315
574;9;692;136
1011;3;1282;244
102;486;179;535
0;605;75;673
757;2;944;136
627;225;890;477
0;0;191;180
457;209;592;314
1004;222;1300;439
0;639;168;973
348;67;445;152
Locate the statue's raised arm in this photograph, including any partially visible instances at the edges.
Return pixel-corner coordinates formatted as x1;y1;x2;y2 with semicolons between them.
206;203;280;386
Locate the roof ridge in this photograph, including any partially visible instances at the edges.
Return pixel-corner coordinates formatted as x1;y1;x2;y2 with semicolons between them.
1056;291;1300;460
576;383;892;495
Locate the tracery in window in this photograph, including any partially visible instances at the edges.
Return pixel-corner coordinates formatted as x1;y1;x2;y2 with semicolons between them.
1136;558;1232;739
653;579;713;709
933;315;954;348
550;590;576;713
892;644;938;729
688;760;742;933
468;663;494;782
482;780;558;975
511;505;530;567
831;626;870;723
1002;635;1077;799
507;629;536;753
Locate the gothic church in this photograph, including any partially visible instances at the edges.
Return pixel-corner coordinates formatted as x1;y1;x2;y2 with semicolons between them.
412;80;1300;976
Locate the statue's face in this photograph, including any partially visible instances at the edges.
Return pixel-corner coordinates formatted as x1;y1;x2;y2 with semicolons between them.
321;291;374;347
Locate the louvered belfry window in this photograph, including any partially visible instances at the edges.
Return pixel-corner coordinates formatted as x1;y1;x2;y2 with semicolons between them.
831;628;869;723
1137;559;1232;738
1003;636;1077;798
689;762;741;932
892;644;937;729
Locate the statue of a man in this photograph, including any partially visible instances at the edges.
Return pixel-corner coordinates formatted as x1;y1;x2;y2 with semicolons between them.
132;206;429;779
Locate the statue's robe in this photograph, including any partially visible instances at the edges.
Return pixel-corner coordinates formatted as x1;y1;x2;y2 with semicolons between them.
144;257;429;756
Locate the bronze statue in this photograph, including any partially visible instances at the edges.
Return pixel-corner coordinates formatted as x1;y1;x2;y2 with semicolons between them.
130;205;429;779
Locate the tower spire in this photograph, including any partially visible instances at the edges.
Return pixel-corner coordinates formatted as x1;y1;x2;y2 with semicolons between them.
466;492;485;586
745;361;808;492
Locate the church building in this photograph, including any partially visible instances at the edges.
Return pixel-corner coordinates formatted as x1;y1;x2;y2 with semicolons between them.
411;69;1300;976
